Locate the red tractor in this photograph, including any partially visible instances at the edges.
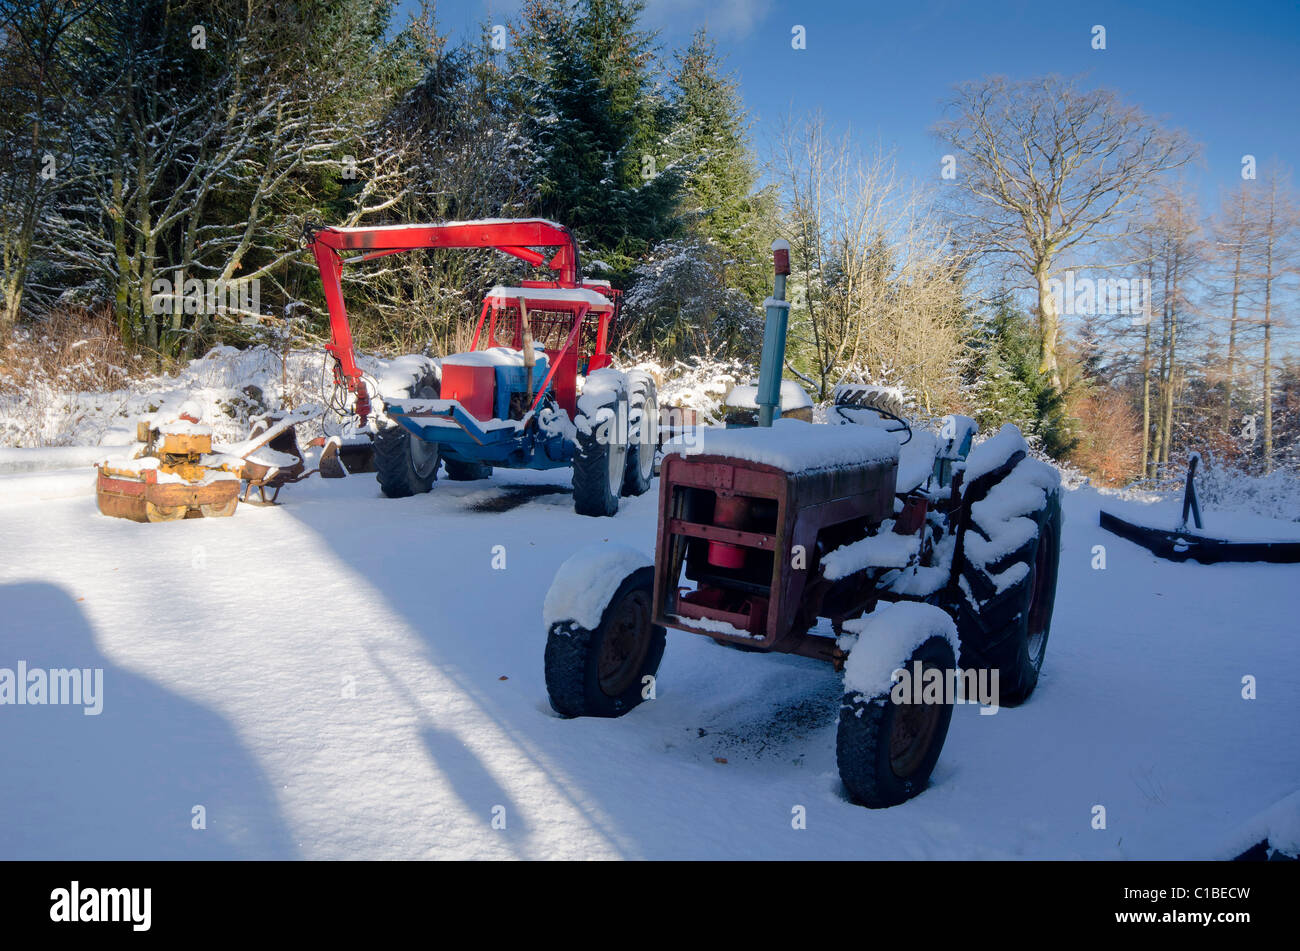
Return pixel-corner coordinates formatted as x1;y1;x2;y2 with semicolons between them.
542;401;1064;808
542;243;1068;807
306;218;657;516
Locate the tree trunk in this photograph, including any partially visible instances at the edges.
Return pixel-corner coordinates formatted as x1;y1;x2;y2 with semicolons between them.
1262;316;1273;473
1223;233;1243;427
1141;310;1152;478
1160;251;1180;467
1035;259;1062;390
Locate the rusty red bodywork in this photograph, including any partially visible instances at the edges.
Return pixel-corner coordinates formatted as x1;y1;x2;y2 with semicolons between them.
95;467;240;522
652;451;898;665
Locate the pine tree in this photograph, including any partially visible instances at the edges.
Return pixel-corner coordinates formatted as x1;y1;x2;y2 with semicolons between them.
665;29;770;301
507;0;679;279
967;296;1076;456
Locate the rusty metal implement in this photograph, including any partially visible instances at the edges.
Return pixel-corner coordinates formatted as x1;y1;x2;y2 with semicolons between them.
95;420;242;522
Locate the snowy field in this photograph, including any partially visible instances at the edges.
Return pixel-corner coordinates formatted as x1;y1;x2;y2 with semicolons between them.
1;455;1297;860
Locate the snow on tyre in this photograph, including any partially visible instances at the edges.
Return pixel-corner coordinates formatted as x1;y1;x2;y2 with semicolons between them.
622;371;658;497
543;546;665;718
836;603;959;808
955;424;1063;706
572;369;630;517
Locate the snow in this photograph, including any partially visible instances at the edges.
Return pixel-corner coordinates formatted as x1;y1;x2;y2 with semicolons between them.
0;342;423;450
964;516;1038;568
0;462;1297;858
0;447;117;474
442;346;546;369
964;423;1029;483
840;602;959;697
964;457;1061;581
156;419;212;437
1102;495;1300;543
971;458;1059;527
665;419;899;473
542;544;652;631
673;615;761;640
217;408;318;460
373;355;437;400
575;368;627;433
896;430;939;493
724;381;813;411
2;350;1298;860
941;415;979;455
387;399;528;433
632;356;744;426
885;533;957;598
484;286;612;310
821;521;918;578
241;447;299;469
1213;789;1300;859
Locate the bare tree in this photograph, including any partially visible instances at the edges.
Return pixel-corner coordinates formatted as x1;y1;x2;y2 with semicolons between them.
1252;170;1300;472
935;74;1196;390
1211;184;1258;426
770;113;967;410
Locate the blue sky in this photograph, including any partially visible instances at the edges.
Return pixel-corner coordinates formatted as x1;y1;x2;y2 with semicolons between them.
404;0;1300;213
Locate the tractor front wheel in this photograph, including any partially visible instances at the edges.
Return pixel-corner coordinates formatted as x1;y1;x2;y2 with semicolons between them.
836;634;956;808
544;566;665;718
572;371;630;517
375;376;440;499
374;424;439;498
622;372;658;497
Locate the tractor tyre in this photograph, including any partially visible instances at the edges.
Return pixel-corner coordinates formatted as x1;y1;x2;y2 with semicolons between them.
572;370;630;517
443;458;492;481
544;566;665;718
954;456;1063;706
836;634;956;808
375;375;440;498
622;372;658;497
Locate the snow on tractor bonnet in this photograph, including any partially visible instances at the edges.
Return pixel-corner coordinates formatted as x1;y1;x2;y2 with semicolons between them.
542;241;1064;809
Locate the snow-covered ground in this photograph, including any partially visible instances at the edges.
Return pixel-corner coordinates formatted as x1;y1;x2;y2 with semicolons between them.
1;451;1296;860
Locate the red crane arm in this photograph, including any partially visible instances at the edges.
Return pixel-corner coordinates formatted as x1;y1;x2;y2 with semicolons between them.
306;219;581;421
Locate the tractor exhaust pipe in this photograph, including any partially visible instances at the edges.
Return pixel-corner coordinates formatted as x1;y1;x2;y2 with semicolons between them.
756;239;791;428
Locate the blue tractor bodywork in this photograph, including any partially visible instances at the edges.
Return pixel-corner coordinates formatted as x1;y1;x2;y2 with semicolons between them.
380;282;619;475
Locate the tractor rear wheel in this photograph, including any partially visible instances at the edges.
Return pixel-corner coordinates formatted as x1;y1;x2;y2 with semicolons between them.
836;634;956;808
955;456;1062;706
622;372;658;497
443;458;492;481
572;371;629;517
375;375;440;499
544;566;665;718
